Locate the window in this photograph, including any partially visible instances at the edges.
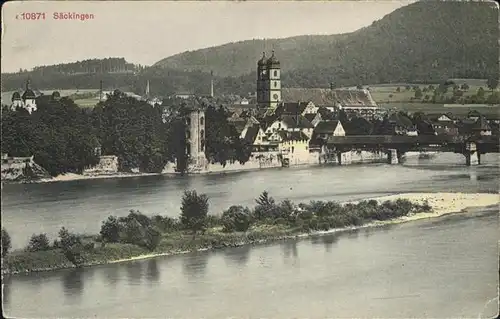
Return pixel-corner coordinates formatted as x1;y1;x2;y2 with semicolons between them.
200;129;205;139
200;139;205;152
274;81;277;88
186;130;191;139
186;143;191;155
186;117;191;126
200;117;204;126
274;70;277;77
291;146;295;153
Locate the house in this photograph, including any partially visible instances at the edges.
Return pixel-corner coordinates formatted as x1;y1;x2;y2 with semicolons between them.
265;115;315;139
427;113;457;124
304;112;322;127
239;116;261;139
173;92;196;99
311;120;346;144
458;115;492;137
466;110;482;122
430;121;459;136
376;113;415;136
242;125;275;152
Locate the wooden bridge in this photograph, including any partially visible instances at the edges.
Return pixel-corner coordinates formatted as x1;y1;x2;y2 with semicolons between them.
324;135;499;166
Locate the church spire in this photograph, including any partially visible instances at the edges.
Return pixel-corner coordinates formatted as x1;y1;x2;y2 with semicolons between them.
210;70;214;98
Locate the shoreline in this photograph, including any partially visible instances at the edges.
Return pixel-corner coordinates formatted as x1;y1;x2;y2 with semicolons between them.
2;192;498;276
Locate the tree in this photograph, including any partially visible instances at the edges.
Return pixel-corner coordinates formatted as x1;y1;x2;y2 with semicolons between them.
58;227;83;266
396;87;401;92
356;84;363;90
221;206;253;232
1;228;12;256
180;190;209;236
477;87;486;99
487;77;499;91
26;233;51;252
414;88;423;99
461;83;470;91
100;216;121;243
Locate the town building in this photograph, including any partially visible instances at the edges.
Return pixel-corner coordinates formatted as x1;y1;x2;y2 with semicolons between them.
11;80;38;114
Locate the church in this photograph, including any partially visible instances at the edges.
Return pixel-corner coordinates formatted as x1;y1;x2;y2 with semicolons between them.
11;80;38;114
254;51;382;120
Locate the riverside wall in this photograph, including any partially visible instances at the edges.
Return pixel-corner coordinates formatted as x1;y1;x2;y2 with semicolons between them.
165;148;388;175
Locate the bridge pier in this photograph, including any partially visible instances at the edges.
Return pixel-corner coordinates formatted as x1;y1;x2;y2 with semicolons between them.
464;151;480;166
387;149;399;165
336;152;352;165
464;142;480;166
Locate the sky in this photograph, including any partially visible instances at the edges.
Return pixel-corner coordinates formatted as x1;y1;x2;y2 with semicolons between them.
1;0;415;73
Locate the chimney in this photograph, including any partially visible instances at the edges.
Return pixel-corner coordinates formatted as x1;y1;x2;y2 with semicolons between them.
99;80;103;102
296;100;300;127
210;70;214;98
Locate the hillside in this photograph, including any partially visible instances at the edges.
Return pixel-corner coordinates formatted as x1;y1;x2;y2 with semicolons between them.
155;0;499;86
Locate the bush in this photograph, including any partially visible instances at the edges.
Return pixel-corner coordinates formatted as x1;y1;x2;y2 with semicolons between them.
151;215;181;232
26;233;51;252
221;206;252;232
100;216;122;243
254;191;279;220
277;199;296;220
58;227;84;266
1;228;12;256
206;215;223;228
180;190;209;235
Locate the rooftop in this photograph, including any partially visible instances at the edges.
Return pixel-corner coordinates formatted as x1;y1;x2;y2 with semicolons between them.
282;88;377;107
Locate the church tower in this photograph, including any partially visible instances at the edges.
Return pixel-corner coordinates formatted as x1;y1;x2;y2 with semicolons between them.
256;51;281;110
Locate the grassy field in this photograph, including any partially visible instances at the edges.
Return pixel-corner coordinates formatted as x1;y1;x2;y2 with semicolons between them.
367;82;492;104
378;102;500;117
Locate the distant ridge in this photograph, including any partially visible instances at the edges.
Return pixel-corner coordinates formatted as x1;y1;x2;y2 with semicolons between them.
154;1;499;85
1;1;498;97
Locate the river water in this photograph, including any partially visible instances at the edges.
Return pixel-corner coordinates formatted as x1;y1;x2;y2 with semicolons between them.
2;153;499;318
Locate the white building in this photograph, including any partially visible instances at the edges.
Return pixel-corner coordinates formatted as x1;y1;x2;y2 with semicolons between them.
11;80;38;114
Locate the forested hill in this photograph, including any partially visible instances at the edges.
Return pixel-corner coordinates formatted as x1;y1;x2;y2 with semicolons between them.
154;0;499;85
13;58;144;75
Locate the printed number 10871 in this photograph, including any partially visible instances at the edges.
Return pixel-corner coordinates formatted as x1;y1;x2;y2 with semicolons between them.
20;13;46;20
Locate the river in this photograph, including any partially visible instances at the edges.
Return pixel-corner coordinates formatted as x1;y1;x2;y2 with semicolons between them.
2;153;499;318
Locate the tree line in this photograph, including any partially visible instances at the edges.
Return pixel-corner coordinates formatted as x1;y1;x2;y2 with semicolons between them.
1;91;252;177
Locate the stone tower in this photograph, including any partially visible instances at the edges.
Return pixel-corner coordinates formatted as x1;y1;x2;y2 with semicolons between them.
256;51;281;110
185;109;207;171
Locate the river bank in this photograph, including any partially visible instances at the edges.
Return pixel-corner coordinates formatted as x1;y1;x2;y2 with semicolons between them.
2;192;498;275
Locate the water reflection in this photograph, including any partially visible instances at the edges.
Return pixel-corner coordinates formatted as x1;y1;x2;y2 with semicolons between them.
322;233;340;252
282;240;298;259
345;228;360;239
125;261;144;285
3;276;12;305
222;245;252;268
146;259;160;283
62;268;84;298
103;263;121;286
182;251;209;281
